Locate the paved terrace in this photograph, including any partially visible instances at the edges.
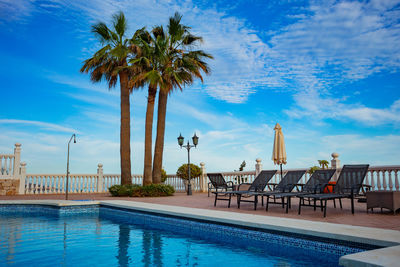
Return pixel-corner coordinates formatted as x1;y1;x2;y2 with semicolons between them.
1;192;399;231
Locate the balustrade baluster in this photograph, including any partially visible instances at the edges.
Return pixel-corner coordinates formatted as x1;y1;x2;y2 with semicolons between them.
38;176;42;194
388;171;393;191
395;171;399;191
382;171;387;190
365;171;372;188
371;171;375;190
376;171;381;190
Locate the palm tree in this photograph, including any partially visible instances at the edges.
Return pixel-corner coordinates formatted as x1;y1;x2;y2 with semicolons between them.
80;12;135;185
151;13;213;184
129;29;164;185
318;160;329;169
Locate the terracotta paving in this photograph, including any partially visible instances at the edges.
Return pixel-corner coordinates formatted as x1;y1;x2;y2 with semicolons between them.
1;192;399;231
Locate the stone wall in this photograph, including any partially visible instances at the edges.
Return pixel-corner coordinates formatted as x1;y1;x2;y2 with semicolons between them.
0;179;20;196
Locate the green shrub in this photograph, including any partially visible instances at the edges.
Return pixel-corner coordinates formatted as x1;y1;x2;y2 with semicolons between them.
176;163;202;180
109;184;175;197
161;168;168;183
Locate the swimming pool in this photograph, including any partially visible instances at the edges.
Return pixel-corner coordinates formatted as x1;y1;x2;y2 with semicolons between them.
0;205;379;266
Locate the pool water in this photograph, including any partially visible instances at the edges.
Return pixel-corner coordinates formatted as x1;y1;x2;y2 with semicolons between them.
0;205;374;267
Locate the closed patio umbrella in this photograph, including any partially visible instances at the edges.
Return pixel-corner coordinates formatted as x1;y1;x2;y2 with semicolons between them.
272;123;287;178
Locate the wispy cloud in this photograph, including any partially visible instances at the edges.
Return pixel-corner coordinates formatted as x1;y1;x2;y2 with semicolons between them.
3;0;399;110
0;119;79;133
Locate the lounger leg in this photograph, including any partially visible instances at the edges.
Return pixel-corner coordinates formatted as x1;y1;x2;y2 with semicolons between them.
237;194;241;209
261;196;264;206
298;197;302;215
228;193;231;208
289;197;291;208
320;200;323;211
323;199;328;217
214;193;218;207
254;195;258;210
333;199;336;208
339;198;343;209
281;197;285;209
314;199;316;211
266;196;269;211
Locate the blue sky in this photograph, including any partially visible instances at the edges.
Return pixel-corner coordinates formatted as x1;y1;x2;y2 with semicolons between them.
0;0;400;174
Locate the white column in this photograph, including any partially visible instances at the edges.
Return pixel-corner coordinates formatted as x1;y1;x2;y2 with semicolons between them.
255;158;262;177
13;143;21;179
331;152;340;181
200;162;207;192
97;163;104;193
18;162;26;194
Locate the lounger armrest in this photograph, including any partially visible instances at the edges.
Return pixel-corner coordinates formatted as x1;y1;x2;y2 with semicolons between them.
294;183;304;192
226;181;234;186
283;183;294;192
208;182;213;189
267;183;278;191
360;184;372;195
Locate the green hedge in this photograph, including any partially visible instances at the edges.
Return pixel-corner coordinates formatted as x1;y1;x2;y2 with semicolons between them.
109;184;175;197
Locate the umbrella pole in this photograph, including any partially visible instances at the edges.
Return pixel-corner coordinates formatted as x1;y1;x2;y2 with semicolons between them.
280;164;283;179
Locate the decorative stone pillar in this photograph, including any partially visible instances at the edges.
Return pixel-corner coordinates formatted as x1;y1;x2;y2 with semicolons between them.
18;162;26;194
331;153;340;181
200;162;207;192
97;163;104;193
13;143;21;179
255;158;262;177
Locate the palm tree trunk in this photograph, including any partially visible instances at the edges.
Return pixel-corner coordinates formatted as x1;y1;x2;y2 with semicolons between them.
119;71;132;185
152;89;168;184
143;85;157;185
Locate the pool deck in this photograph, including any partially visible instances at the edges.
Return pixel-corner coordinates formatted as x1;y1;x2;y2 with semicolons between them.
1;192;400;267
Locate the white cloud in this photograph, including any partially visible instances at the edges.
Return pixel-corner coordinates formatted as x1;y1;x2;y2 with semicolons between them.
0;119;79;133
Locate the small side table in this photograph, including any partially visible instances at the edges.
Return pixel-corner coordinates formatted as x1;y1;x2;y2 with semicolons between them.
366;191;400;215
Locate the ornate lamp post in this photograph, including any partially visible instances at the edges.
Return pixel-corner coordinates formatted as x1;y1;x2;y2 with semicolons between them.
177;133;199;195
65;134;77;200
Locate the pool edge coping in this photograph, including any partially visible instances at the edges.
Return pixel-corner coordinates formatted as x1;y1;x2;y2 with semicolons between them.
1;199;399;267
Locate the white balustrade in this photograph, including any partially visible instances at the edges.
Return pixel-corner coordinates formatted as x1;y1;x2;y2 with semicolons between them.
0;155;14;178
2;143;400;195
14;165;400;195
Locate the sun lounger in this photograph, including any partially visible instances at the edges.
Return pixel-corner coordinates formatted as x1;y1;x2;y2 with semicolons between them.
268;169;336;213
247;170;305;212
207;173;235;197
298;164;369;217
211;170;277;208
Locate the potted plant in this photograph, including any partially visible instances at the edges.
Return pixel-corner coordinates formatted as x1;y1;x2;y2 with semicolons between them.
176;163;202;192
234;160;247;184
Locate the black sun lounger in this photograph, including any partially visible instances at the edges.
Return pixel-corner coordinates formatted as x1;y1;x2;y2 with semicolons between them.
298;164;369;217
210;170;277;209
266;169;336;213
247;170;305;212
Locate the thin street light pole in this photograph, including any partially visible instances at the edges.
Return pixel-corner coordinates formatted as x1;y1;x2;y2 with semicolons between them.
65;134;76;200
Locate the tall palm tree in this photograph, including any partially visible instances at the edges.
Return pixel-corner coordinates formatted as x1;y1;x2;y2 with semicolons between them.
80;12;135;185
129;29;164;185
152;13;213;184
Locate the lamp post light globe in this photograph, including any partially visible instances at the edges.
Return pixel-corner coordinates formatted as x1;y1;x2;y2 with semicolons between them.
177;133;184;147
177;133;199;195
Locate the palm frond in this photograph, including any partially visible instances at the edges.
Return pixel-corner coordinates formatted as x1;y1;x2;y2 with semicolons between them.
113;11;127;38
91;23;112;44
